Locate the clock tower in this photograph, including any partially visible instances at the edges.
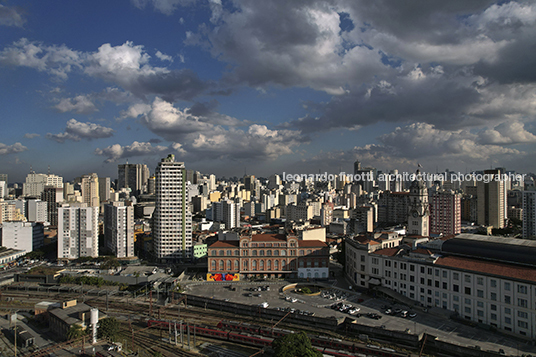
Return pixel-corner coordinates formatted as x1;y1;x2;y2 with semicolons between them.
408;171;429;236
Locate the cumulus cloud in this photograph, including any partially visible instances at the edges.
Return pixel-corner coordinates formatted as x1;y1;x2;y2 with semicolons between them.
55;95;98;114
301;121;526;172
0;5;25;27
477;121;536;145
24;133;40;139
155;51;173;62
46;119;114;143
0;39;208;101
85;41;208;101
95;141;168;162
0;38;81;80
0;142;27;155
130;0;195;15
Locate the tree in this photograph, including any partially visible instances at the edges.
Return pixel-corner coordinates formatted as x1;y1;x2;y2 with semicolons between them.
98;317;120;342
272;331;322;357
67;324;84;340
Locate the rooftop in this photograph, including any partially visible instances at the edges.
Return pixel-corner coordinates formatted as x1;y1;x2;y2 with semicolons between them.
436;256;536;284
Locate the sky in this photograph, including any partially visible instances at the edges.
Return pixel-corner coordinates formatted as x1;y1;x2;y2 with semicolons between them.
1;0;536;183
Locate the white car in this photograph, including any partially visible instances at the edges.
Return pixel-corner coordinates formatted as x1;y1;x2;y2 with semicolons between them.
258;302;269;308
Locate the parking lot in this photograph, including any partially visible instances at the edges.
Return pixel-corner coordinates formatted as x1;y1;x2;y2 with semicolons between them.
184;280;536;356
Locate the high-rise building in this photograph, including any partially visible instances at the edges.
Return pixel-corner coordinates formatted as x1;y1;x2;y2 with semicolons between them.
42;186;64;226
0;221;44;252
23;173;63;197
523;188;536;239
98;177;111;203
153;155;192;262
0;174;8;184
58;203;99;259
407;173;430;236
81;173;100;207
244;175;255;192
212;199;240;229
0;180;6;199
27;199;48;223
429;190;461;235
477;169;506;229
104;202;134;258
118;163;150;195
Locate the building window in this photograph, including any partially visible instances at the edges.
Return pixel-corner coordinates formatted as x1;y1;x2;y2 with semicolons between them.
464;287;471;295
490;313;497;320
252;250;257;256
518;311;528;319
453;284;459;292
477;290;484;298
518;298;528;308
505;317;511;325
490;292;497;301
219;250;224;256
490;279;497;288
518;285;528;294
505;307;511;315
464;275;471;283
504;282;511;291
518;321;529;329
477;277;483;285
505;296;511;304
453;272;459;280
372;257;379;265
490;304;497;311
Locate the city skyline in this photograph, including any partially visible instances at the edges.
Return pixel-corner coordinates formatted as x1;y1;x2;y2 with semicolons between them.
1;1;536;182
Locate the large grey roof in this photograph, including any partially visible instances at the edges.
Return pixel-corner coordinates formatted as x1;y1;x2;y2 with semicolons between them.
441;234;536;267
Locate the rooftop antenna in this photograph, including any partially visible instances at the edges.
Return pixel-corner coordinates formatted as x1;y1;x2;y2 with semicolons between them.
29;165;33;173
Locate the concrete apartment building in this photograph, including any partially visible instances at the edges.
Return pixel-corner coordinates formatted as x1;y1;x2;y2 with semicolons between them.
212;199;240;229
118;163;150;195
58;203;99;259
153;154;192;262
477;169;506;229
104;201;135;258
0;221;44;252
23;173;63;198
80;173;100;208
429;190;461;236
523;188;536;239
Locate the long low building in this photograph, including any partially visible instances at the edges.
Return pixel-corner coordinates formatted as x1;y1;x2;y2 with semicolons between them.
208;232;329;280
346;233;536;339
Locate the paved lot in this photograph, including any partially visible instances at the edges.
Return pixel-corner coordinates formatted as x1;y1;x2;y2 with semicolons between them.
184;280;536;356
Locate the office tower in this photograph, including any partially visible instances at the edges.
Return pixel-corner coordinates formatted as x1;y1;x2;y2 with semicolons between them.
27;199;48;222
23;173;63;197
153;154;192;262
408;174;430;236
58;203;99;259
353;205;374;233
98;177;111;202
104;201;134;258
0;180;6;199
0;174;7;184
42;186;64;226
244;175;255;191
0;221;44;252
477;169;506;228
117;163;150;195
353;161;375;193
81;173;100;207
523;188;536;239
208;174;216;191
212;199;240;229
429;190;461;235
147;176;155;194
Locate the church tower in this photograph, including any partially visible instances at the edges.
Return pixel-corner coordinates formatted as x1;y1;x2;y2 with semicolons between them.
408;170;429;236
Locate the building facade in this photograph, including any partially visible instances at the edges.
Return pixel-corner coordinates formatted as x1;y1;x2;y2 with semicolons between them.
346;234;536;339
23;173;63;198
81;173;100;208
118;163;150;195
208;233;329;279
0;221;44;252
58;203;99;259
477;169;506;228
429;190;461;236
153;155;192;262
104;201;135;258
523;189;536;239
